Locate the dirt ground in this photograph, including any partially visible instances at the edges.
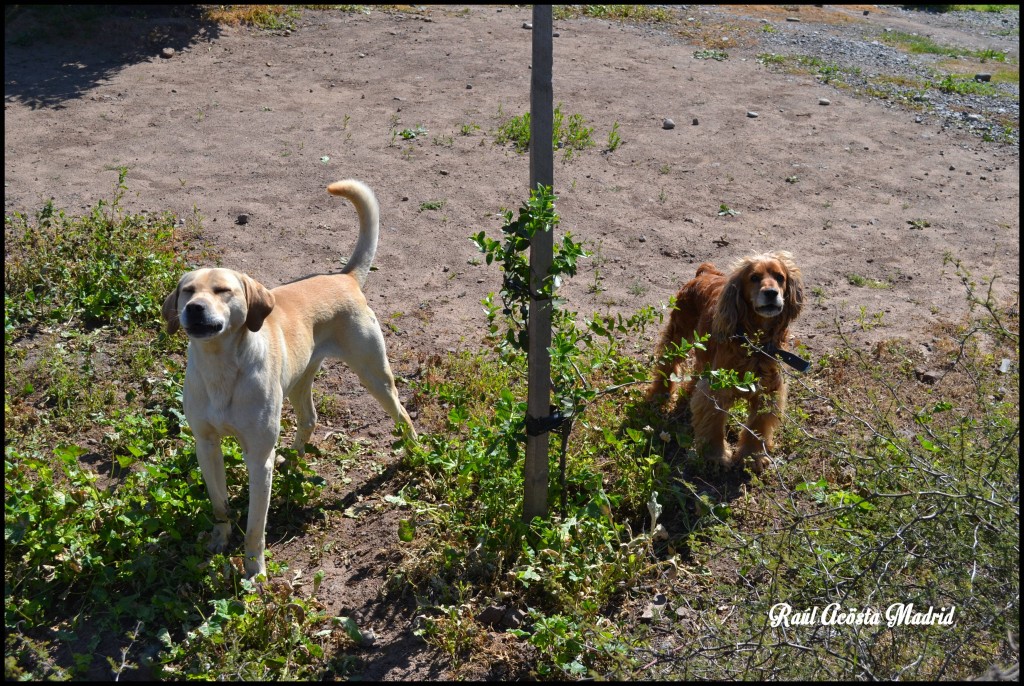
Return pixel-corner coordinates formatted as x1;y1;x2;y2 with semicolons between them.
4;4;1019;680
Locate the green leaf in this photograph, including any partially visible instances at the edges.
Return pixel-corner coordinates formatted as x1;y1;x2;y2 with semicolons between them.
398;519;416;542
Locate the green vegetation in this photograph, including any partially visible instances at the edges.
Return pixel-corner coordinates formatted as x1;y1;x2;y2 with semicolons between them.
494;103;599;161
693;48;729;61
933;73;1000;95
205;5;302;30
5;176;353;679
878;29;1008;62
552;5;674;23
606;121;622;152
6;183;1018;679
906;4;1017;13
419;199;447;211
756;53;859;85
847;273;891;289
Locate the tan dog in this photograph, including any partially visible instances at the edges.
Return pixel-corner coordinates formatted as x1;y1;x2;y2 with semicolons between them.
162;179;416;578
648;252;804;473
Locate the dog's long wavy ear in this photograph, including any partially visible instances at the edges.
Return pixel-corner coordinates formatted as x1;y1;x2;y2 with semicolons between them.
713;266;747;341
162;284;181;334
773;251;804;324
242;275;275;333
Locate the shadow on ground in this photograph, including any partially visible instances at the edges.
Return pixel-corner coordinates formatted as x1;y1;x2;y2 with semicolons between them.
4;5;221;110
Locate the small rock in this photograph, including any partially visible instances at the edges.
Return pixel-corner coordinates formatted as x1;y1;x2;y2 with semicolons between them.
998;358;1011;374
746;111;759;118
442;265;450;273
522;22;532;30
974;73;992;83
553;31;560;38
966;114;984;123
358;52;366;58
914;368;941;385
915;116;923;123
692;117;699;126
439;169;449;175
641;594;668;622
358;628;377;648
662;118;675;129
466;84;473;89
160;47;175;59
476;605;506;627
786;17;801;22
863;9;870;15
818;98;830;106
236;213;249;225
638;235;647;243
501;608;526;630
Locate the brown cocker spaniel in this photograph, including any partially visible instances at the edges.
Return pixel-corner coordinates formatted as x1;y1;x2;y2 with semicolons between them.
648;251;805;473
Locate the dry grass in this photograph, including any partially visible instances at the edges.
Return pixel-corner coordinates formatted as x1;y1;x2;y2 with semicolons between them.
718;4;874;26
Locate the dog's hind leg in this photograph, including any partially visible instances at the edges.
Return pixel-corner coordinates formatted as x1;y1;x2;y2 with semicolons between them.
287;360;323;456
342;321;417;440
648;308;688;405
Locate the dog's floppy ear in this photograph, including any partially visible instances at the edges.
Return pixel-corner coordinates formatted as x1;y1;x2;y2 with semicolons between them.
241;274;275;333
162;283;181;334
773;251;804;323
713;272;745;341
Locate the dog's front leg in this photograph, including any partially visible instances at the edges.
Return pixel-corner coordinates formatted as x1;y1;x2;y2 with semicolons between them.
242;440;277;579
195;436;232;553
689;379;735;468
737;385;786;474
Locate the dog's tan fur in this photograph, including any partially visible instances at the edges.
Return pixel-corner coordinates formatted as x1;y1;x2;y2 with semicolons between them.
648;251;803;473
163;179;415;578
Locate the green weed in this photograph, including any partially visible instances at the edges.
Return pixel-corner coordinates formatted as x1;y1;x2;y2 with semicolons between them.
553;5;674;23
4;168;186;333
933;73;999;95
693;48;728;61
606;121;622;152
419;199;446;211
493;103;597;161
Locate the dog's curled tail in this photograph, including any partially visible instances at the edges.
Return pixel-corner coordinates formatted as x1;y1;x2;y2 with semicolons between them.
327;179;380;288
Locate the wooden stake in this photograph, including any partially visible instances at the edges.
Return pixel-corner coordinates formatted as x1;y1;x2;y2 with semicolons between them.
523;4;554;523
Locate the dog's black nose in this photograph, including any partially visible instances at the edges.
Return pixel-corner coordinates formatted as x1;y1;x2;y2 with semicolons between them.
762;288;779;299
185;302;206;316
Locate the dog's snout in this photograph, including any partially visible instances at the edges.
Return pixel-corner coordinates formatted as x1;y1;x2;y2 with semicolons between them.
185;301;207;316
762;288;779;300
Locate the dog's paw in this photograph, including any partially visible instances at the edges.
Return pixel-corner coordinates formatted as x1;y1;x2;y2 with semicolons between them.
748;453;771;475
700;441;734;469
243;551;266;579
737;443;771;474
207;522;232;553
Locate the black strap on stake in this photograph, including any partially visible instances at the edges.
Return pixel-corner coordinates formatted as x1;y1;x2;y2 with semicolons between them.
525;405;574;518
525;406;567;436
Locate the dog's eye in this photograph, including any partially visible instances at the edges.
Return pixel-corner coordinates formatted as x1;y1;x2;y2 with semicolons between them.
181;287;195;294
750;273;762;283
213;287;233;295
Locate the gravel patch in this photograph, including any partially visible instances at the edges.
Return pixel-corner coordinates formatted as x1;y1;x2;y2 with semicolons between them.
701;4;1020;146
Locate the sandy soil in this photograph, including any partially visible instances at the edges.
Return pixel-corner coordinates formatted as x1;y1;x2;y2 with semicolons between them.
4;4;1019;679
